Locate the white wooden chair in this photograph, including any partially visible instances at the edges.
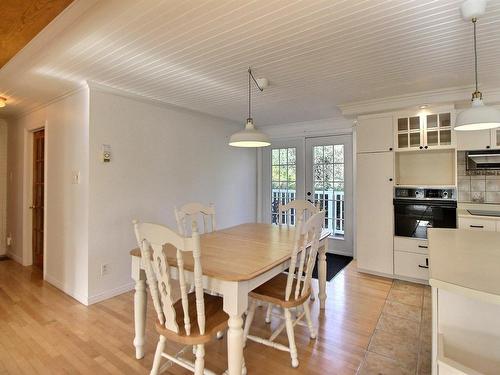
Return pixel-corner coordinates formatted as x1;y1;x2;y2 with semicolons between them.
175;202;216;236
265;199;320;323
277;199;319;227
133;220;227;375
243;211;325;368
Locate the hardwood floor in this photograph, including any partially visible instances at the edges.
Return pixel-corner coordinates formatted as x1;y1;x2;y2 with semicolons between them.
0;259;430;374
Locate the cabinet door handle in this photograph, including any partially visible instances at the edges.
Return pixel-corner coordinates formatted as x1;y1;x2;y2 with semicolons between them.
389;147;393;151
419;146;423;149
418;245;428;249
418;258;429;269
470;225;484;228
389;178;393;182
486;145;491;149
424;145;428;149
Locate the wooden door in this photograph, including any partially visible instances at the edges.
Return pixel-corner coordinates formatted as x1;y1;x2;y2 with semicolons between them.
32;129;44;269
356;152;394;275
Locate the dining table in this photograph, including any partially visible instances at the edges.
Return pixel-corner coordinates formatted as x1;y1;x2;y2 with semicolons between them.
129;222;331;375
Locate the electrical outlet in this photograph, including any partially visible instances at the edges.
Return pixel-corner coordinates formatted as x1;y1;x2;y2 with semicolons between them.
101;263;111;276
6;235;12;246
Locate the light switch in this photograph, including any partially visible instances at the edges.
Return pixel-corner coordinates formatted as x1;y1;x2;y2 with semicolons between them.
72;171;80;185
102;144;112;163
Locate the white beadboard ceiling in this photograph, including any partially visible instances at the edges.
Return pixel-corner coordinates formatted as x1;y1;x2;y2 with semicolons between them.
1;0;500;125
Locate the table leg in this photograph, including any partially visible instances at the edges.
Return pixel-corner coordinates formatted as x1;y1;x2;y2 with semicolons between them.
318;242;327;310
227;315;244;375
223;281;248;375
132;256;147;359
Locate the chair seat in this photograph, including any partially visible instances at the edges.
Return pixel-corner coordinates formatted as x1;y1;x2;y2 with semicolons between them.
250;273;311;308
155;292;228;345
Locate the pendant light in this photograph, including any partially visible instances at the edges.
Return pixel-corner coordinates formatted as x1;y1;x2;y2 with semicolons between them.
229;67;271;147
0;97;6;108
455;0;500;131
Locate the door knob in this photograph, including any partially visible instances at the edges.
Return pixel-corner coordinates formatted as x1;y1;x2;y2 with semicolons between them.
306;192;312;196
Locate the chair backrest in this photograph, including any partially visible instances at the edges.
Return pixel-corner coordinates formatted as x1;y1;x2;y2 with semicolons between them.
133;220;206;336
278;199;319;227
285;210;325;301
175;202;216;236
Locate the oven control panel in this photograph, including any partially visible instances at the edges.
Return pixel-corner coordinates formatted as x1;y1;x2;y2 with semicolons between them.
394;187;456;200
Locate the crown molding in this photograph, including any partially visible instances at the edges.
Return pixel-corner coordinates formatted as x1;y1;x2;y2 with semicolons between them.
338;85;500;117
87;81;239;125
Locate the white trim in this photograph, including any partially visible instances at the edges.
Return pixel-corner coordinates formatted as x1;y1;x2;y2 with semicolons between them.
87;282;136;305
6;251;23;264
16;87;86;119
339;85;500;117
264;117;354;139
44;273;89;306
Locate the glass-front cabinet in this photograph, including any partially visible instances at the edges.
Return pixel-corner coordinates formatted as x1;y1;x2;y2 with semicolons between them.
395;109;454;151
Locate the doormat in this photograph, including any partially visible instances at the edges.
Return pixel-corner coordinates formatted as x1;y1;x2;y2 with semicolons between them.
312;254;353;281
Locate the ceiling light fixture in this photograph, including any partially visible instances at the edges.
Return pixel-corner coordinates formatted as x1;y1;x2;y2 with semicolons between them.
455;0;500;131
0;97;6;108
229;67;271;148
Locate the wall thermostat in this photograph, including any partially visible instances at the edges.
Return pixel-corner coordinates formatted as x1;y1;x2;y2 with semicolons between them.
102;144;112;163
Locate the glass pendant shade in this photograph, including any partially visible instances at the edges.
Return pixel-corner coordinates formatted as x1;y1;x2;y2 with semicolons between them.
455;97;500;131
229;118;271;147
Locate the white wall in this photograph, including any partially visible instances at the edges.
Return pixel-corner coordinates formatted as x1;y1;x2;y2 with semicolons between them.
6;88;90;303
0;120;7;256
87;87;257;303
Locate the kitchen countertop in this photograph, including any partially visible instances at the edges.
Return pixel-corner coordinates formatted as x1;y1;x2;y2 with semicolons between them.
428;228;500;303
457;208;500;220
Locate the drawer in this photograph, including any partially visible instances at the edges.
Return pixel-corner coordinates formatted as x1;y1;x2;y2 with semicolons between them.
394;251;429;281
394;236;429;254
458;217;496;231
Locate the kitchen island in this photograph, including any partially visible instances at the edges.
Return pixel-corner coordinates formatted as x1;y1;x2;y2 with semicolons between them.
428;228;500;375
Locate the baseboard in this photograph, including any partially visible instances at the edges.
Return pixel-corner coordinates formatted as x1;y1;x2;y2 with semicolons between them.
394;274;429;286
326;249;353;257
357;267;395;280
87;282;135;305
6;251;23;264
44;273;89;306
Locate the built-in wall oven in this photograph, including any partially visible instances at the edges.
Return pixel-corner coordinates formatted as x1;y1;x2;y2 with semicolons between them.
394;187;457;239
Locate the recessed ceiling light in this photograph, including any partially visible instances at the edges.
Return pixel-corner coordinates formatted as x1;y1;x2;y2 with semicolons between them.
0;97;6;108
419;105;428;109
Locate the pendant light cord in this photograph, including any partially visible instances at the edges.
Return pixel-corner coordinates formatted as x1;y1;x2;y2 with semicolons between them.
247;67;264;119
473;18;478;93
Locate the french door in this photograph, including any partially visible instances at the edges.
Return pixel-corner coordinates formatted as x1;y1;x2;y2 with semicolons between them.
262;135;353;254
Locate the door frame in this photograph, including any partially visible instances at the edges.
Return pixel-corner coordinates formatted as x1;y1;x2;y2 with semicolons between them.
260;133;354;256
305;135;353;255
22;123;48;275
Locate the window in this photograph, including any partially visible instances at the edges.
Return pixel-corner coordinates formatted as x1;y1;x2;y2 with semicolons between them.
312;144;344;236
271;147;296;225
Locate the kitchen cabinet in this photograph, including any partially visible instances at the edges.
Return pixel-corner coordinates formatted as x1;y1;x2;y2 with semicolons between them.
395;111;454;151
458;217;498;231
394;236;429;282
394;251;429;281
356;115;394;153
356;152;394;275
457;128;500;150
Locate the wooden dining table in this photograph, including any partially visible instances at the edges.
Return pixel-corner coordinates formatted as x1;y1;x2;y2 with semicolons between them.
130;223;331;375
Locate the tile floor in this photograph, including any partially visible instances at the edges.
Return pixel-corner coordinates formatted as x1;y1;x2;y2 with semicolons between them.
358;279;432;375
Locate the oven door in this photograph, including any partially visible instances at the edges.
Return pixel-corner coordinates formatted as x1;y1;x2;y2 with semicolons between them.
393;199;457;239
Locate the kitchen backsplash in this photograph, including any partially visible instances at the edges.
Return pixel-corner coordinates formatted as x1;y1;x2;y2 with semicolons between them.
457;151;500;203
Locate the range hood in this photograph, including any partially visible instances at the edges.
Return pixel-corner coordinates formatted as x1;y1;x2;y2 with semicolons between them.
466;150;500;170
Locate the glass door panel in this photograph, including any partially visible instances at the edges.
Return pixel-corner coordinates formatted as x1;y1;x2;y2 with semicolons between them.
306;135;353;253
410;132;421;148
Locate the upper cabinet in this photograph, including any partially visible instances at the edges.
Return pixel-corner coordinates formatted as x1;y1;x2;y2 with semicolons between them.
395;111;454;151
356;115;394;153
457;128;500;151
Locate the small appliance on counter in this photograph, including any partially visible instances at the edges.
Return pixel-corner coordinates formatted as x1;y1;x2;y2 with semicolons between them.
394;187;457;239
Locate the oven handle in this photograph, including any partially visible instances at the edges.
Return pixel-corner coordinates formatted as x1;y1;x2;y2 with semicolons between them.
393;198;457;208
